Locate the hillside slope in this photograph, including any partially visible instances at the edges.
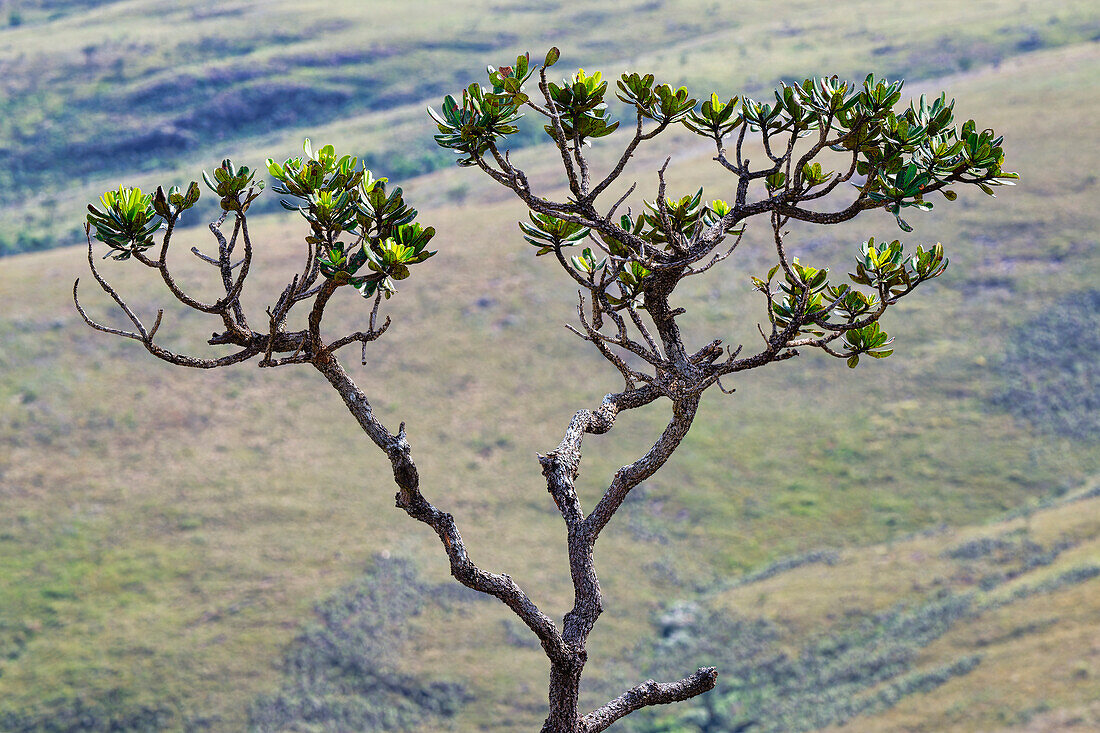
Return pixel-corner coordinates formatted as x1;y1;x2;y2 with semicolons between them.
2;0;1098;254
1;29;1099;733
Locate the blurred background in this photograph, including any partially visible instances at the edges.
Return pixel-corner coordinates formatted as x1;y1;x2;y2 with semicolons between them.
1;1;1098;730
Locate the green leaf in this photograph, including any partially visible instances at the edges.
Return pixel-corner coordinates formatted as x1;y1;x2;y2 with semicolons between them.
544;47;560;68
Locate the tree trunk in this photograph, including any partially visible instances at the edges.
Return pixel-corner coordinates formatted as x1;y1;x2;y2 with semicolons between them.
543;658;584;733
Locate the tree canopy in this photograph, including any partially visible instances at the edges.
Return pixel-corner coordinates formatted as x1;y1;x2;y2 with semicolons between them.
78;47;1014;733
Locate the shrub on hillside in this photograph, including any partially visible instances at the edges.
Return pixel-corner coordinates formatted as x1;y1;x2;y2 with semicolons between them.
248;557;469;732
995;290;1100;440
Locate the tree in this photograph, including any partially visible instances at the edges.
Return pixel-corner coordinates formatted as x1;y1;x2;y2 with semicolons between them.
76;47;1015;733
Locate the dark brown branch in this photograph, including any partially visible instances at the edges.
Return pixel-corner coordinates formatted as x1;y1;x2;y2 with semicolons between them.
143;341;261;369
777;195;878;224
312;351;569;662
81;237;150;339
580;667;718;733
643;275;690;373
539;65;583;198
771;213;798;282
565;323;649;390
148;215;253;322
572;130;591;195
626;302;661;356
77;224;264;369
536;384;667;733
587;112;645;202
587;113;671;203
654;158;685;253
798;146;859;202
573;294;666;372
684;226;745;277
75;275;260;369
538;386;663;527
328;321;392;353
189;245;238;268
473;153;518;188
585;394;699;541
73;279;143;342
307;279;339;353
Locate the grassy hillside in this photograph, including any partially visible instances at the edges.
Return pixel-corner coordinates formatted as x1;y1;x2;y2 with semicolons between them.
614;481;1100;732
1;3;1099;732
2;0;1099;254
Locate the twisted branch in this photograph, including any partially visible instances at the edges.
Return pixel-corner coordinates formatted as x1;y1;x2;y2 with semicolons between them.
581;667;719;733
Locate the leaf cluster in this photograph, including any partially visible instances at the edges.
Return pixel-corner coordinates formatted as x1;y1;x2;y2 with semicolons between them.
849;238;947;295
764;259;832;333
683;93;742;138
86;139;436;304
519;212;589;255
87;181;203;261
640;189;731;247
679;74;1017;231
85;186;164;260
516;191;731;307
842;322;893;367
431;49;665;164
428;54;531;166
152;182;201;221
617;73;697;125
754;235;949;366
268;139;437;298
425;49;1017;384
317;223;435;299
268;139;371;240
203;159;264;213
543;68;620;143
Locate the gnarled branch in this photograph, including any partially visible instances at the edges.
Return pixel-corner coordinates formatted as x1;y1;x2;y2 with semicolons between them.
581;667;719;733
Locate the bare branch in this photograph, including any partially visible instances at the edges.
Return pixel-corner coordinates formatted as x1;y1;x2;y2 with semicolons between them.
586;395;699;540
654;158;686;254
313;353;570;662
587;113;671;203
141;342;261;369
307;279;338;353
771;212;798;282
572;128;591;195
75;273;259;369
328;320;392;353
73;279;143;342
606;181;637;221
575;294;666;370
565;322;649;390
190;245;243;270
150;216;251;319
684;226;745;277
539;65;582;198
626;302;661;357
581;667;719;733
473;153;519;188
82;237;151;339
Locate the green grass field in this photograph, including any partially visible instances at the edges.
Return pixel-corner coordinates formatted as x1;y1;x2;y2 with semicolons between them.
1;1;1099;731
